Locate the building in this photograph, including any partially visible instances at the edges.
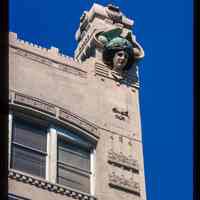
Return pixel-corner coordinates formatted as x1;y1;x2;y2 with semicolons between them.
8;3;146;200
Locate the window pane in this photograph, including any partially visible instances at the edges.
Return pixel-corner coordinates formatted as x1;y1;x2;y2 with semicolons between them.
57;164;90;193
11;145;46;178
58;138;90;171
57;136;91;193
13;119;46;152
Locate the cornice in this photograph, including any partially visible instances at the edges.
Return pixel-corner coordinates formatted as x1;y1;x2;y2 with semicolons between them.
9;169;96;200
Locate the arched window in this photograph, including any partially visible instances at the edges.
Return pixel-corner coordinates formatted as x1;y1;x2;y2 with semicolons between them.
9;112;96;194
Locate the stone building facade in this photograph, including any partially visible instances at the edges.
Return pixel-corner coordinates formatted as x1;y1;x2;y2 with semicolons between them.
8;3;146;200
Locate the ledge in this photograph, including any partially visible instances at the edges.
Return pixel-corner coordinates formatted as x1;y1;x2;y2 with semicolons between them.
9;169;96;200
9;90;99;140
13;46;87;78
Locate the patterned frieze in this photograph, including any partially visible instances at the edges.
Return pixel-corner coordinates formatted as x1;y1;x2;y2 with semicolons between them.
108;149;139;172
59;109;99;138
108;172;140;195
14;93;56;115
9;170;96;200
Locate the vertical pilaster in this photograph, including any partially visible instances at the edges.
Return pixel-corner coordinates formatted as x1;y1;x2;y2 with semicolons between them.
47;127;57;183
8;113;13;169
91;149;96;195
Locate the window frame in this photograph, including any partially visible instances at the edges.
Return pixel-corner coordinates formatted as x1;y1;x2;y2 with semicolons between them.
56;128;95;195
9;112;96;195
10;115;48;179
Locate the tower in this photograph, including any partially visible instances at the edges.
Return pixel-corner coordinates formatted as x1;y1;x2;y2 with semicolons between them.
8;3;146;200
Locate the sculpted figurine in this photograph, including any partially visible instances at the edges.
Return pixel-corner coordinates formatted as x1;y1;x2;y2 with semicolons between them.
95;28;144;80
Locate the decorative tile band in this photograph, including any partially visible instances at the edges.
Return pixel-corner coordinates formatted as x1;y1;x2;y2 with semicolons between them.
108;149;139;172
9;170;96;200
108;172;140;195
14;93;56;115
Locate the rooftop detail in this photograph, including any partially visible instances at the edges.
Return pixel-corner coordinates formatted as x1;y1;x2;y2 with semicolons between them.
9;32;88;72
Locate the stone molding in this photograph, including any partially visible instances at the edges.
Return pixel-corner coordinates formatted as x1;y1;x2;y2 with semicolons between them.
59;109;99;137
10;90;99;139
108;149;139;172
14;47;87;78
14;93;56;116
108;172;140;195
9;170;96;200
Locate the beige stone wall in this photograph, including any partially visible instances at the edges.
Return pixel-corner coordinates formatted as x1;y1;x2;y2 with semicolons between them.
9;3;146;200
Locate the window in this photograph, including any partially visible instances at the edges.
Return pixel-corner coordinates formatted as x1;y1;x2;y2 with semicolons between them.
57;135;91;193
11;118;47;178
9;114;95;194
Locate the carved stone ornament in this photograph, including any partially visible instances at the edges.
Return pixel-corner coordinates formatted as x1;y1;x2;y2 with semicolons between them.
105;4;122;23
9;170;96;200
112;107;129;121
108;149;139;172
108;171;140;195
94;28;144;81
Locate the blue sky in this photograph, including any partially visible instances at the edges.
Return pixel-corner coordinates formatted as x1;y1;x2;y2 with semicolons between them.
9;1;193;200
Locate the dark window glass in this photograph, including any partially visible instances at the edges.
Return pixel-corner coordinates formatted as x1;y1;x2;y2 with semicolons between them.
11;118;47;178
8;193;31;200
12;119;46;151
57;136;91;193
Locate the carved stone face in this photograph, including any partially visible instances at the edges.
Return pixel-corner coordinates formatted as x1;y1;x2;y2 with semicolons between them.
112;50;128;72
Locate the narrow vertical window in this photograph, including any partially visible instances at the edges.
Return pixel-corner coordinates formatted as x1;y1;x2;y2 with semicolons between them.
11;118;47;178
57;135;91;193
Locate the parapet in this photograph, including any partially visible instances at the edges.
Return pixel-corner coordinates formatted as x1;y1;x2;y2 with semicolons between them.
9;32;87;71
